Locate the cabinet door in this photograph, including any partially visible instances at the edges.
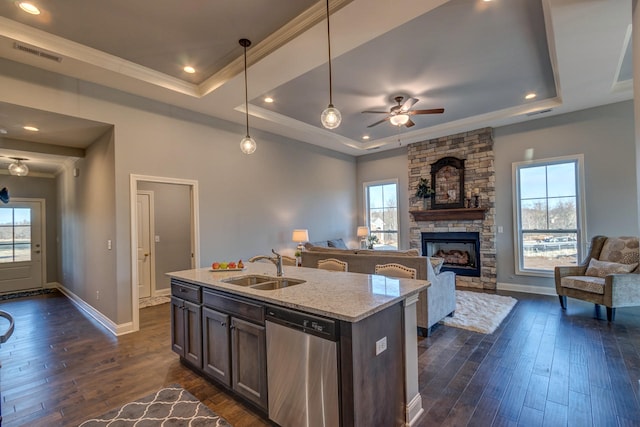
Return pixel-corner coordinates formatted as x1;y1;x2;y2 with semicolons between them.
202;307;231;387
231;317;267;410
183;300;202;368
170;297;185;357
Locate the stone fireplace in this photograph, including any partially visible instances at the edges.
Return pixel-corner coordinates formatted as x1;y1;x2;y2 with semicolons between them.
408;127;496;289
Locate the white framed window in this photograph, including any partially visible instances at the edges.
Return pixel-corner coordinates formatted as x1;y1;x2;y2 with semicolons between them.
513;155;586;276
364;179;399;250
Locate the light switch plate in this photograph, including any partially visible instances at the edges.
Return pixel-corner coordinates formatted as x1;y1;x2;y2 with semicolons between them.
376;336;387;355
155;235;160;242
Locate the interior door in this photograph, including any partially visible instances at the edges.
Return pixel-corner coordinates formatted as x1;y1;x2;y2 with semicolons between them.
136;192;153;298
0;200;43;293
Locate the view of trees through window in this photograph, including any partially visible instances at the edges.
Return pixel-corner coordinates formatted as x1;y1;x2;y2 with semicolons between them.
0;208;32;263
366;182;398;249
517;160;580;271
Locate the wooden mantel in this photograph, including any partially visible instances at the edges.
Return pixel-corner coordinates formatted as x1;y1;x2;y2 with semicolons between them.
410;207;487;221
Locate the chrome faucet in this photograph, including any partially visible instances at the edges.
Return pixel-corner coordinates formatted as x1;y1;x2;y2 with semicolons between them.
249;249;284;277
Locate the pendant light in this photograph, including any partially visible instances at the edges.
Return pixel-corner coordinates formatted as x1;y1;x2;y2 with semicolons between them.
8;157;29;176
239;38;257;154
320;0;341;129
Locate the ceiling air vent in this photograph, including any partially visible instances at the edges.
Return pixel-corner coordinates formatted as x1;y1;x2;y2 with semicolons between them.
13;42;63;63
526;108;552;117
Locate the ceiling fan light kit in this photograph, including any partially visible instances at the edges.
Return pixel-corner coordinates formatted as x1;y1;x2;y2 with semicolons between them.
363;95;444;129
320;0;341;130
8;157;29;176
239;38;256;155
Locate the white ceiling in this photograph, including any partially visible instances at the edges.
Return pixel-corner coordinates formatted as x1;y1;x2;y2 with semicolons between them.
0;0;633;174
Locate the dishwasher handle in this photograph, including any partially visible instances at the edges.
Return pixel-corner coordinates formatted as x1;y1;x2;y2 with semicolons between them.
0;310;14;344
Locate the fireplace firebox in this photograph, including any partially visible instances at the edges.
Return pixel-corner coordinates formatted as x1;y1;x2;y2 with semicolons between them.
422;232;481;277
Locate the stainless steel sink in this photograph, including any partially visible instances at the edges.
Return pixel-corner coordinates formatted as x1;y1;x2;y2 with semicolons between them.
222;275;306;290
250;277;306;290
222;275;274;287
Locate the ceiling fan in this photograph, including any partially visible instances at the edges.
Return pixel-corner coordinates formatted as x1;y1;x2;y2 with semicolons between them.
362;96;444;128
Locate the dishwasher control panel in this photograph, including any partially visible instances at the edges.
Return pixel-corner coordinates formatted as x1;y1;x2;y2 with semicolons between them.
266;305;338;341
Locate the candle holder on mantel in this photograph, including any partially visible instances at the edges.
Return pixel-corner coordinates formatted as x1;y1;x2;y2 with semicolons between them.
473;194;480;208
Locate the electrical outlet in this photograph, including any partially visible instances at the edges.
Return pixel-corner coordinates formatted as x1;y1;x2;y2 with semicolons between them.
96;290;100;300
376;336;387;355
498;226;504;233
107;240;112;250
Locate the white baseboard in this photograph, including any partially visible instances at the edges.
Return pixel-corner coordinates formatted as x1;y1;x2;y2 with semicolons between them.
406;393;424;427
55;284;135;336
497;282;557;296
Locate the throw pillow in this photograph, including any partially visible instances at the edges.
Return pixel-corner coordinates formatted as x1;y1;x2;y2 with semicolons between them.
327;238;348;249
428;257;445;274
585;258;638;278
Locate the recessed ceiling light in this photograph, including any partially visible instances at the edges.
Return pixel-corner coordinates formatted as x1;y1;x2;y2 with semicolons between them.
23;125;39;132
183;66;195;74
525;92;537;100
264;97;274;103
362;135;370;140
17;2;40;15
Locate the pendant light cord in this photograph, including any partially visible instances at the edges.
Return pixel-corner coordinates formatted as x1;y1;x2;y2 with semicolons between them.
326;0;334;107
243;41;250;137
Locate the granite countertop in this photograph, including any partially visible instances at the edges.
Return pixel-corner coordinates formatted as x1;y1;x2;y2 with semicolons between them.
167;263;430;322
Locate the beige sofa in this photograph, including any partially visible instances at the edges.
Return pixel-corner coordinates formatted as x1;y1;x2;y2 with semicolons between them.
301;246;456;335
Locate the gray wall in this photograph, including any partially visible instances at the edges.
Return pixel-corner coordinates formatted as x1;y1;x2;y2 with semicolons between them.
1;59;357;325
1;174;58;284
356;147;410;249
494;100;638;291
356;100;638;293
137;181;192;292
58;129;118;320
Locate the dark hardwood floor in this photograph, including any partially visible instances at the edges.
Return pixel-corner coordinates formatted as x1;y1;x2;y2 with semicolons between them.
0;289;639;426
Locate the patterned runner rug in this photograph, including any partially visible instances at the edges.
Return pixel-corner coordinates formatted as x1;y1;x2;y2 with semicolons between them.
139;295;171;308
79;385;231;426
441;290;517;334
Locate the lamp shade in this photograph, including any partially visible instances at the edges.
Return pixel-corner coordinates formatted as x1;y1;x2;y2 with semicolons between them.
292;229;309;243
357;226;369;237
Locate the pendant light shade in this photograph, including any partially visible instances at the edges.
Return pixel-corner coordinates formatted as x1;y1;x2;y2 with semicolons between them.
8;158;29;176
239;38;256;154
390;114;410;126
321;0;341;129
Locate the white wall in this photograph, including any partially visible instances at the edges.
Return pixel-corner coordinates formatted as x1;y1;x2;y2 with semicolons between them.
356;101;638;293
1;59;357;326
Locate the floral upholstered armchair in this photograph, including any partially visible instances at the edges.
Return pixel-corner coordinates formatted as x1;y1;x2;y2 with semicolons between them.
555;236;640;322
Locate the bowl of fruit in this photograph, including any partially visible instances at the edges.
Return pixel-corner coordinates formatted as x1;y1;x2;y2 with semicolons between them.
210;260;245;272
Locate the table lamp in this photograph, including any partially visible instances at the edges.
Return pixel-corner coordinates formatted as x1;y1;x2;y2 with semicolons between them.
357;226;369;249
292;228;309;256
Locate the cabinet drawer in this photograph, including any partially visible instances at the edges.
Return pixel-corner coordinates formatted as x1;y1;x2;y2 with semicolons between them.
171;280;201;304
203;290;264;325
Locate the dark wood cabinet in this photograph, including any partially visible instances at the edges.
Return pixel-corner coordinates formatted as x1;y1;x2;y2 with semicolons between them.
171;280;203;369
202;307;231;387
230;317;267;409
171;297;202;368
200;287;268;411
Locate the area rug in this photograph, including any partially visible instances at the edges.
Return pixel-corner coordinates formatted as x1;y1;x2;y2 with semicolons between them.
79;385;231;426
139;295;171;308
441;290;517;334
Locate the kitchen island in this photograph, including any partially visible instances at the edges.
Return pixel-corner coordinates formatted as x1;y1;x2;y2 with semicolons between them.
168;263;429;427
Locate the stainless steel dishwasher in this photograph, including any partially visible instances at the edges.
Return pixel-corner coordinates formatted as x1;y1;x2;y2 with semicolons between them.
265;305;340;427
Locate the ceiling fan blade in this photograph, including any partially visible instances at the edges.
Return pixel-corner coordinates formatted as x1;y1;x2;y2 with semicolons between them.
362;110;390;114
405;118;416;128
400;97;418;112
410;108;445;115
367;117;390;128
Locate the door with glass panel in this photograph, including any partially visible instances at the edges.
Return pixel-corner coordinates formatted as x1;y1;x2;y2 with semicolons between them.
0;201;43;293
